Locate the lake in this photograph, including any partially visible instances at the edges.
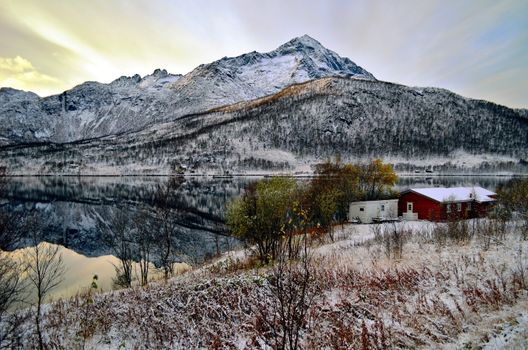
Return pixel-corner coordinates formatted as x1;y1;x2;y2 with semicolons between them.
0;175;516;299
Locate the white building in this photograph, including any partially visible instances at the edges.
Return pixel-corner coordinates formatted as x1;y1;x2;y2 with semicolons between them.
348;199;399;224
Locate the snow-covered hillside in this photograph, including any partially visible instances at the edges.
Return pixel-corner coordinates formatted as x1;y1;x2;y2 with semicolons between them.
7;220;528;349
1;77;527;175
0;35;526;174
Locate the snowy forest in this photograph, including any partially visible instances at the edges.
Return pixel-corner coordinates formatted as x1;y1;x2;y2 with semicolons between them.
1;77;527;175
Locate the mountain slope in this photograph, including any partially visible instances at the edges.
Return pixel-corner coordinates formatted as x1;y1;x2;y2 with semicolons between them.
1;77;526;175
0;35;374;145
0;69;182;145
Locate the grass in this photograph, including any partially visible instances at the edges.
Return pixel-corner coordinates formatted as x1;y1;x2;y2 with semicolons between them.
8;219;528;349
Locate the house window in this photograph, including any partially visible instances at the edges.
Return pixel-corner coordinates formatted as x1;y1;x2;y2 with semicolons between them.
467;202;472;211
457;203;462;212
381;204;385;211
446;204;451;213
359;207;365;212
407;202;413;212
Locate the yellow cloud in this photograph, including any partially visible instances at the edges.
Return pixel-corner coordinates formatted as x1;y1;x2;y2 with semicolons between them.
0;55;64;96
0;56;35;73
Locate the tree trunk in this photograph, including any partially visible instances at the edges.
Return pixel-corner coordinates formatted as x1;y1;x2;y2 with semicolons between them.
36;295;43;350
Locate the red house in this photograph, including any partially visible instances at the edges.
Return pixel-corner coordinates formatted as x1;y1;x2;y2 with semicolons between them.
398;187;496;222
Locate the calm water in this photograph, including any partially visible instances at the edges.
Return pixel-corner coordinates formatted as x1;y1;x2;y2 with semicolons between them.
0;175;513;257
0;176;250;261
0;175;515;299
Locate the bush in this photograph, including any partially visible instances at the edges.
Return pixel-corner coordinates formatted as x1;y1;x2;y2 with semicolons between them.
226;177;301;263
497;178;528;239
372;223;410;260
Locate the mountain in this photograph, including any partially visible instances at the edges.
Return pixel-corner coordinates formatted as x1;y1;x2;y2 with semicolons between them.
0;35;527;174
0;69;182;145
517;108;528;119
169;35;374;111
0;35;373;145
1;77;527;175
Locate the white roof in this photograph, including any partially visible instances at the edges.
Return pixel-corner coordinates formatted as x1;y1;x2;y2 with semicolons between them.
351;198;399;204
349;199;399;205
408;187;496;203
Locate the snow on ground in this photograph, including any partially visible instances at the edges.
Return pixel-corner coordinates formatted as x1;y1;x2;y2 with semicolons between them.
439;300;528;350
383;150;519;170
5;219;528;349
317;220;436;253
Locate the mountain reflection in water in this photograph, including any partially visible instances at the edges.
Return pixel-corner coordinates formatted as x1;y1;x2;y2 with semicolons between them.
0;175;512;262
0;176;250;262
4;242;191;303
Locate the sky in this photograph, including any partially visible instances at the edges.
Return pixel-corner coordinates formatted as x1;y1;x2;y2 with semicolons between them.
0;0;527;108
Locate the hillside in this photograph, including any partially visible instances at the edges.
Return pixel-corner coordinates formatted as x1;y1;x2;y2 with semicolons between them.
0;35;526;174
7;221;528;349
1;77;527;175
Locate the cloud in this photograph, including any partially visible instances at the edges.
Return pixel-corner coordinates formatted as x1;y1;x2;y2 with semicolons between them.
0;56;35;73
0;0;525;106
0;56;64;95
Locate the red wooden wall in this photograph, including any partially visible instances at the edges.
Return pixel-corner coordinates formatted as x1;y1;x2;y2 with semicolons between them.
399;192;443;221
399;191;494;222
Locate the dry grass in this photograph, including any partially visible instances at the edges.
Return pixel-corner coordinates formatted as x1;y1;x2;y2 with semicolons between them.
8;220;528;349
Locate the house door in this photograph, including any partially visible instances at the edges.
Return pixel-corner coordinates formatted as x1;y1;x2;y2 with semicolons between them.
406;202;413;213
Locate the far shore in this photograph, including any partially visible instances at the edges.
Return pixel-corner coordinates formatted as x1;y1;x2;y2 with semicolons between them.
1;172;528;178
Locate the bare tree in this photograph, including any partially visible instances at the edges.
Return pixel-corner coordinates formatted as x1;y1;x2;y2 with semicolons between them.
24;234;65;350
151;177;184;281
0;252;27;349
259;236;316;350
101;209;134;289
133;210;154;286
373;222;409;260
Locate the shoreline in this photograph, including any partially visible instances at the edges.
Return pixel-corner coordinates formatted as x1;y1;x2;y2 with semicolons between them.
2;173;528;178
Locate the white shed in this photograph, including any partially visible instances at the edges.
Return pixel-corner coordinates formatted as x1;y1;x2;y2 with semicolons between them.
348;199;399;224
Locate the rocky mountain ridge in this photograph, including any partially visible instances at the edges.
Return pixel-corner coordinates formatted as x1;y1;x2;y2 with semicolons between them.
0;35;373;145
1;76;527;175
0;35;526;174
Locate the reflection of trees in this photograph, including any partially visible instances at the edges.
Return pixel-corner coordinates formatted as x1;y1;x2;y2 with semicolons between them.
101;210;134;289
1;177;251;261
0;176;24;251
395;176;505;192
23;232;65;350
0;176;28;348
0;210;24;252
99;177;191;285
150;176;185;280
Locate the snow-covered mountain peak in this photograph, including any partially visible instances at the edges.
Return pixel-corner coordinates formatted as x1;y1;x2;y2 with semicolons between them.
110;74;142;88
151;68;167;77
1;36;371;144
273;35;375;80
517;108;528;119
138;69;182;90
168;35;375;113
196;34;374;80
277;34;325;52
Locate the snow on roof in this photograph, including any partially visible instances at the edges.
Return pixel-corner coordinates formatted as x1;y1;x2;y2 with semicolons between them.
407;187;496;203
